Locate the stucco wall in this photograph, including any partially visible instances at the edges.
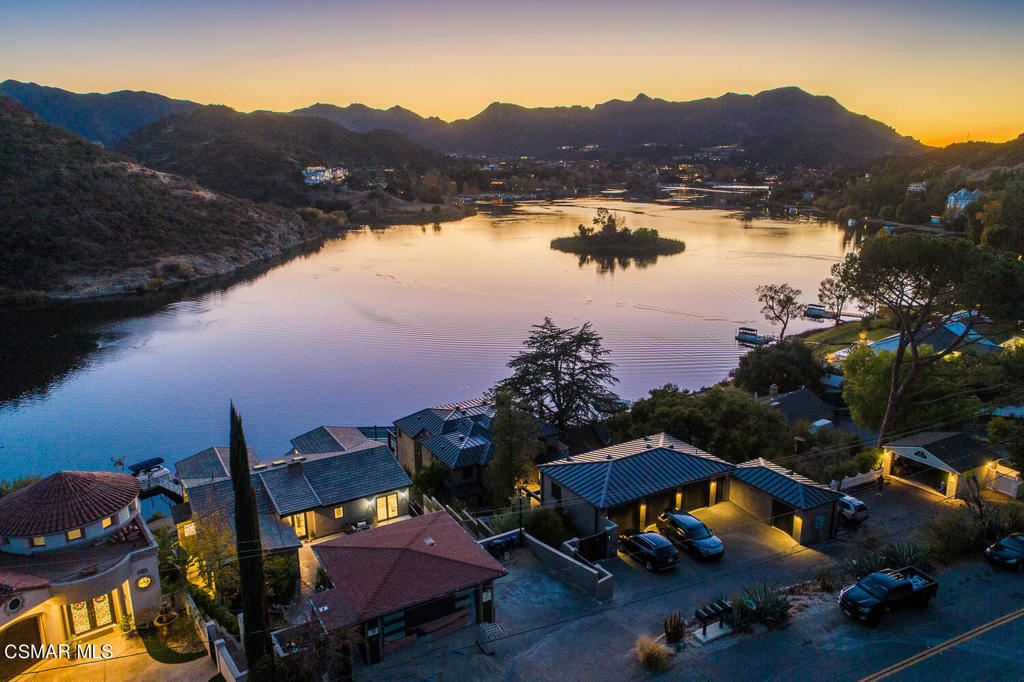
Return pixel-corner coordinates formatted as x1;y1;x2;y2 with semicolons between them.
727;479;774;524
541;474;599;536
795;503;836;546
308;489;411;537
394;429;419;474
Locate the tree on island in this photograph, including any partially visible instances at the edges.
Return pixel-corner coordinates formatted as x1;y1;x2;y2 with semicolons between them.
229;403;273;678
817;261;854;326
501;317;620;431
487;388;542;506
756;283;806;339
836;234;1024;446
550;208;685;267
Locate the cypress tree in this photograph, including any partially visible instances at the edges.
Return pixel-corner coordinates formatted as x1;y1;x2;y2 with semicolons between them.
229;402;272;675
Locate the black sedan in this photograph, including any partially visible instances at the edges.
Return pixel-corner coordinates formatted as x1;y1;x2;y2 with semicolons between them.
619;531;680;571
656;510;725;560
985;533;1024;570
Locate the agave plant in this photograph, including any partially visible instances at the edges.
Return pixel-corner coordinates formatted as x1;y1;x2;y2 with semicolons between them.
848;550;888;578
745;583;790;628
882;541;932;570
815;567;840;593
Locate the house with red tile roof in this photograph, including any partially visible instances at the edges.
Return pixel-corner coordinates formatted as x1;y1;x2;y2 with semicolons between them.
0;472;161;678
307;511;506;663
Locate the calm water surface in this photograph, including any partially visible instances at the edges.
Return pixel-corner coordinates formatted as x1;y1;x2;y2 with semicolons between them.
0;199;859;478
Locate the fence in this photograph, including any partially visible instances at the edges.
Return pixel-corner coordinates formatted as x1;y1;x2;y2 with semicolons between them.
829;468;882;492
985;463;1022;499
423;495;494;538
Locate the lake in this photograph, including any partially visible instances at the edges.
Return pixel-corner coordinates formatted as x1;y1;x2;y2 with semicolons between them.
0;199;862;479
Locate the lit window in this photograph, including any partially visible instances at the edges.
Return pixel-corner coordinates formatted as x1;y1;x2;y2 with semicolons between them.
334;507;344;519
31;536;45;547
102;517;113;528
182;523;196;537
66;528;83;541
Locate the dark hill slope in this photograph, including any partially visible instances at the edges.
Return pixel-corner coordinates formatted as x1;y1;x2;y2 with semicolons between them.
116;106;447;206
289;102;448;143
0;97;330;296
0;79;200;146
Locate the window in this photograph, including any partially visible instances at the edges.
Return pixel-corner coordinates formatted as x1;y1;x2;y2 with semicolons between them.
376;493;399;522
102;517;113;529
334;506;344;519
182;522;196;537
66;528;83;541
551;482;562;501
31;536;45;547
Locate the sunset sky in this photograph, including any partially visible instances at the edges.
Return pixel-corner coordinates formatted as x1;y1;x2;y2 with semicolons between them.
2;0;1022;146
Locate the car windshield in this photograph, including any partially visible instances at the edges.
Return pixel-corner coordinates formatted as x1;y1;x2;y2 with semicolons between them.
687;523;712;540
858;575;889;599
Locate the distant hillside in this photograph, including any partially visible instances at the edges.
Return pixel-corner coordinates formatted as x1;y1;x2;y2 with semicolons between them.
116;106;447;206
924;133;1024;170
294;87;926;166
290;102;448;143
0;79;200;146
0;97;336;297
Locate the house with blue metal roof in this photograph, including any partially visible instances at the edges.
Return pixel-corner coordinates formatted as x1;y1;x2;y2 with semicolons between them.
538;433;734;543
393;397;560;507
730;458;843;545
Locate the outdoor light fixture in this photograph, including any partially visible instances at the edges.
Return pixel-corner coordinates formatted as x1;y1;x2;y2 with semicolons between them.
136;576;152;590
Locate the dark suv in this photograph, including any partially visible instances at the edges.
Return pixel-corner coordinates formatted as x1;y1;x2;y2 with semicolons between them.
618;531;680;571
656;510;724;560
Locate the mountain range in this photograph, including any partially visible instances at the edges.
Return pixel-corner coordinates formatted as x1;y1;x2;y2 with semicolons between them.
4;79;926;166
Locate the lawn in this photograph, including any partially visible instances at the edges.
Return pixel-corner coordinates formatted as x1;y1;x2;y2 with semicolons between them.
138;619;208;665
802;321;894;358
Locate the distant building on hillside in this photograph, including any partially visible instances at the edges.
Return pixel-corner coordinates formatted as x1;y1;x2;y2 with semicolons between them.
302;166;349;185
945;188;981;218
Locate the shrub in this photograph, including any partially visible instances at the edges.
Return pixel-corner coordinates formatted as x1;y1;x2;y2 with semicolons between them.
189;586;239;636
635;634;672;671
882;541;931;570
412;461;447;499
663;611;685;645
921;511;987;564
264;554;299;606
722;596;755;632
525;508;568;547
816;567;840;593
315;566;332;592
745;583;789;628
847;550;888;578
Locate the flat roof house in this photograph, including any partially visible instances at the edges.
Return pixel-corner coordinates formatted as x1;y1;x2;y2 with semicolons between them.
882;431;1003;499
758;386;834;426
0;472;161;678
730;458;843;546
309;511;507;664
539;433;733;545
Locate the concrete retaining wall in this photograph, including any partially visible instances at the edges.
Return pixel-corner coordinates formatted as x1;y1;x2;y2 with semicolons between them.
523;533;613;601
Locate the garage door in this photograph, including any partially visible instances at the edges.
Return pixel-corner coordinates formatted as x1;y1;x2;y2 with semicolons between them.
771;499;795;536
680;482;711;512
607;503;639;533
0;616;42;678
645;490;676;521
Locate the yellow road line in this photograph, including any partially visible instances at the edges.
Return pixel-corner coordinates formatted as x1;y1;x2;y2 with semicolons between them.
859;606;1024;682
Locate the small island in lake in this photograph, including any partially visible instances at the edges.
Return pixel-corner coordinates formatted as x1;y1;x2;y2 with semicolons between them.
550;208;686;270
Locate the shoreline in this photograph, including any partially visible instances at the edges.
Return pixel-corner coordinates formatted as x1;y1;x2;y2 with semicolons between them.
2;208;476;304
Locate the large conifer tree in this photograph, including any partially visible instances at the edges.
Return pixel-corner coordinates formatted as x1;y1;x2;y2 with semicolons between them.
229;403;272;675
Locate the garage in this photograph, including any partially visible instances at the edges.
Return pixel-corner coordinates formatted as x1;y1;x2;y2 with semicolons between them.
884;432;998;499
0;616;42;678
730;458;842;546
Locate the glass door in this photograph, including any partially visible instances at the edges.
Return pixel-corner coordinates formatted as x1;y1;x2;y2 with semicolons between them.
376;493;399;522
67;593;115;634
290;512;307;538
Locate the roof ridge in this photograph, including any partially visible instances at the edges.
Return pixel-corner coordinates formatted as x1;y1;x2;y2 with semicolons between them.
598;459;615;508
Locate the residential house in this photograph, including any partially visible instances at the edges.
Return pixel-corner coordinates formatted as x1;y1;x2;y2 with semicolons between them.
945;187;981;218
730;459;843;545
393;398;558;507
538;433;733;544
882;431;1008;499
758;385;835;427
0;472;161;678
308;511;507;663
826;318;1002;364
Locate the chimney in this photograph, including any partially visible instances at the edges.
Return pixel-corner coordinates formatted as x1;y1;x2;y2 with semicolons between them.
769;384;779;401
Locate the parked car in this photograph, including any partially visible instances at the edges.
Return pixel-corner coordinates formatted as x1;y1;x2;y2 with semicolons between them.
618;531;680;571
984;533;1024;570
839;495;869;524
838;566;938;624
655;510;724;560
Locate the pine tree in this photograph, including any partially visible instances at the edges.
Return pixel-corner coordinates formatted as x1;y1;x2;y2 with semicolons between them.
229;403;272;676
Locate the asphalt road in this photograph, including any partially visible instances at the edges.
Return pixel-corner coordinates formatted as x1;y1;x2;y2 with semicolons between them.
684;561;1024;682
